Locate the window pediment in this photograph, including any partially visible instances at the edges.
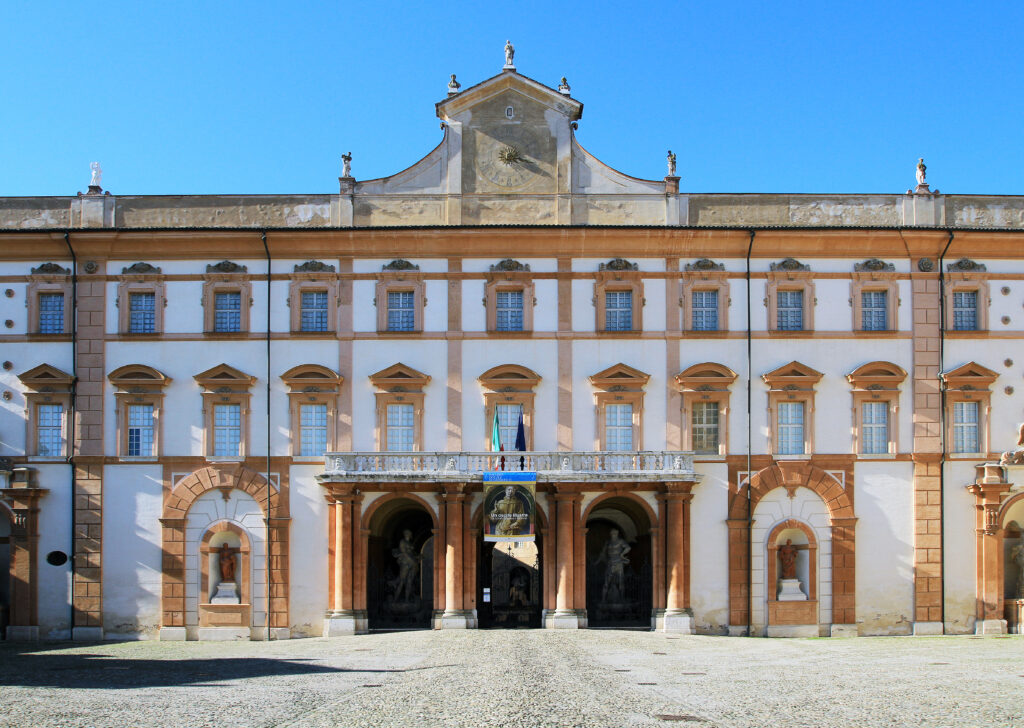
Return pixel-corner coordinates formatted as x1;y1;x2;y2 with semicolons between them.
762;361;823;390
478;364;541;391
369;363;430;391
590;363;650;391
676;362;738;391
18;364;75;391
194;363;255;390
281;364;343;393
109;364;172;392
941;361;998;391
846;361;907;390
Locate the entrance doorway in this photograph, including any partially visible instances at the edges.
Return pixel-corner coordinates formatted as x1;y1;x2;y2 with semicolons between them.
0;512;10;638
586;497;653;628
477;536;542;628
366;499;434;630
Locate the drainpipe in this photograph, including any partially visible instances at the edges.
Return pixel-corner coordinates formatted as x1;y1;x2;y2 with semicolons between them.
745;230;755;636
62;231;77;636
936;229;954;633
261;231;272;641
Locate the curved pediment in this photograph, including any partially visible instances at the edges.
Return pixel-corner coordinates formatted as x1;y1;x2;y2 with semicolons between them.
676;363;738;391
108;364;172;390
478;364;541;391
281;364;343;392
847;361;907;390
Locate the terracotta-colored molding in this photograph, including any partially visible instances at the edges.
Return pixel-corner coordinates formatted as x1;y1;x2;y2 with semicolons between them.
281;364;343;456
589;363;649;450
941;361;998;455
109;364;172;458
765;270;815;332
762;361;823;456
846;361;907;456
676;362;738;456
368;363;430;452
201;274;253;334
681;270;730;332
850;270;899;332
193;363;256;459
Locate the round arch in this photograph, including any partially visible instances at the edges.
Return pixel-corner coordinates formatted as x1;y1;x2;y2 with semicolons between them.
741;463;854;521
998;491;1024;528
582;490;658;528
361;492;439;532
164;463;278;521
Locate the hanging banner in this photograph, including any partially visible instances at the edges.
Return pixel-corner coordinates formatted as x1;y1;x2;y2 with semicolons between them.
482;471;536;542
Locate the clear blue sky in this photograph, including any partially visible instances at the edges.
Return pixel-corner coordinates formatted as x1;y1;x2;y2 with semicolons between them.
3;1;1022;196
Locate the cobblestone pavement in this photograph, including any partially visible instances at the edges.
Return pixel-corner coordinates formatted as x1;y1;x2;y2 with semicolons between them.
2;631;1022;728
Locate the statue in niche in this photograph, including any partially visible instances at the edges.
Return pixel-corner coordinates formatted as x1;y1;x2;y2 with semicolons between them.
778;539;798;580
390;529;421;603
509;569;529;607
1013;544;1024;599
597;528;631;603
218;542;237;582
504;40;515;67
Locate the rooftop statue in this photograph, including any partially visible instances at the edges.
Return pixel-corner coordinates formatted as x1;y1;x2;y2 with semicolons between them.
504;40;515;69
667;150;677;177
341;152;352;179
89;162;102;188
916;158;927;186
448;74;461;95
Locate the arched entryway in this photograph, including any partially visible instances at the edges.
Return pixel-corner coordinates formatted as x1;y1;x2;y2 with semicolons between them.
366;497;435;630
585;496;653;628
475;506;545;629
0;507;11;639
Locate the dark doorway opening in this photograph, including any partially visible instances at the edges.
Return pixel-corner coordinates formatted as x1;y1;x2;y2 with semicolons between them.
477;535;542;628
0;512;11;639
586;497;652;628
366;501;434;630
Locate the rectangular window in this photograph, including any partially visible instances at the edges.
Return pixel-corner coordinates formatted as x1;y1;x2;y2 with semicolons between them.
777;401;805;455
692;290;719;332
387;291;415;332
605;403;633;451
299;403;328;456
691;401;720;454
126;403;155;457
861;291;888;332
495;403;522;450
129;292;156;333
300;291;329;332
37;403;64;456
214;291;242;333
605;291;633;332
495;290;524;332
860;401;889;454
38;292;64;334
953;401;980;453
776;291;804;331
213;404;241;457
953;291;978;331
386;403;414;451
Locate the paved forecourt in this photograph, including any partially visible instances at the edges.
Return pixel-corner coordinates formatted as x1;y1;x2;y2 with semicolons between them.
1;631;1021;728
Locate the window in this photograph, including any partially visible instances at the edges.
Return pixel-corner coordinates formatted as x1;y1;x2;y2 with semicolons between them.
213;404;242;457
952;291;977;331
194;364;255;459
777;402;805;455
495;290;524;332
386;404;415;451
494;403;522;450
861;291;887;331
38;293;65;334
941;361;997;457
202;265;252;334
594;263;643;333
300;291;328;332
776;291;803;331
691;290;718;332
860;401;888;454
128;292;156;333
117;266;165;335
289;265;338;334
387;291;416;331
299;403;328;456
605;291;633;331
479;364;540;451
605;404;634;451
125;404;155;457
109;364;171;459
214;292;242;332
952;401;979;454
691;401;720;454
36;404;64;457
376;266;424;333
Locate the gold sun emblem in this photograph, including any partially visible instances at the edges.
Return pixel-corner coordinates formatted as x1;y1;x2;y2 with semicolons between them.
498;145;522;165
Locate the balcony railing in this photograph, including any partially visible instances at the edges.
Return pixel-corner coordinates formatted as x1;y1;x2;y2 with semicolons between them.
318;451;696;482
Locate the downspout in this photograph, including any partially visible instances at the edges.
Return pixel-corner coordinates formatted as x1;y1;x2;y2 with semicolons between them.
937;229;954;632
261;231;272;641
745;229;755;636
62;231;77;635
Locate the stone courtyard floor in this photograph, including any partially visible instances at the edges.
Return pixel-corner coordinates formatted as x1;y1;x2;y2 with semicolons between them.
0;631;1021;728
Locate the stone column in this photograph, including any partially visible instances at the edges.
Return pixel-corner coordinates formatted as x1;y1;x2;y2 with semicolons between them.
547;488;580;628
968;464;1012;634
659;483;695;633
325;486;362;635
440;484;471;628
2;486;48;641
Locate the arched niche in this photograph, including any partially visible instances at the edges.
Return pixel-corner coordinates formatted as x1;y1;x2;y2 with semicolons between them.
584;494;654;628
365;496;436;630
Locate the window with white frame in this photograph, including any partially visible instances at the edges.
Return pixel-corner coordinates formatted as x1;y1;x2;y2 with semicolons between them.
777;401;805;455
299;403;328;456
213;291;242;333
691;401;720;454
691;290;719;332
861;291;888;332
776;290;803;331
387;290;416;331
213;403;242;457
495;403;522;450
860;401;889;454
129;292;156;333
38;292;65;334
300;290;329;332
605;291;633;331
952;291;978;331
952;401;980;453
126;403;155;457
495;290;524;332
36;403;64;456
605;403;634;450
386;403;415;451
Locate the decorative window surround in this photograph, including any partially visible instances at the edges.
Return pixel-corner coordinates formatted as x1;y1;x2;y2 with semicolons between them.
676;362;738;456
108;364;172;459
851;261;899;332
117;263;166;335
288;269;339;334
765;259;814;333
681;261;729;332
194;364;256;460
589;362;649;450
943;263;989;332
202;263;252;334
281;364;344;457
369;363;430;452
375;270;425;333
17;364;74;459
27;263;72;336
846;361;907;456
762;361;823;456
479;364;541;451
594;259;643;334
484;268;535;333
941;361;998;456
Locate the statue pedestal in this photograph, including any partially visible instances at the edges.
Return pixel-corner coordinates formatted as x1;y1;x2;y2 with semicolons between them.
777;579;807;601
211;582;240;604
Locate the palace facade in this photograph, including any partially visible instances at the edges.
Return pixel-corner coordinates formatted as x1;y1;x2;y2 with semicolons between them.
2;59;1024;641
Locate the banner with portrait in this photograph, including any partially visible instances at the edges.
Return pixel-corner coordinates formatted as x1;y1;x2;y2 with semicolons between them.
482;471;536;542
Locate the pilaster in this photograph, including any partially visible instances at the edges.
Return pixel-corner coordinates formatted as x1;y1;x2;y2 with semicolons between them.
439;484;471;628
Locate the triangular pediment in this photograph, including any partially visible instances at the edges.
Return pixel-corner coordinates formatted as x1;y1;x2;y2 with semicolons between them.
369;363;430;391
590;363;650;390
18;364;74;390
437;70;582;121
762;361;823;388
193;363;255;388
941;361;998;389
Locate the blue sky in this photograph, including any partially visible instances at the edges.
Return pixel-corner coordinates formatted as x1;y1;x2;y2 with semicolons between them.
2;1;1022;196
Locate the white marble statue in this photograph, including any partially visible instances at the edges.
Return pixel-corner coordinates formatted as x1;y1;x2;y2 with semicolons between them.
667;150;677;177
916;158;927;186
89;162;102;188
1013;543;1024;599
341;152;352;178
504;40;515;68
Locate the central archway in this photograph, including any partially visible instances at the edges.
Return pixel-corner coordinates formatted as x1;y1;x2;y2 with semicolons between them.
585;495;653;628
366;497;435;630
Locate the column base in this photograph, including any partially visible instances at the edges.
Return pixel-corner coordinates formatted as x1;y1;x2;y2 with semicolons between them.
975;619;1007;635
543;609;583;629
830;624;858;638
727;625;750;637
197;627;249;641
912;621;944;636
439;610;474;629
654;608;696;633
766;624;818;638
159;627;188;641
324;610;368;636
4;626;39;641
72;626;103;642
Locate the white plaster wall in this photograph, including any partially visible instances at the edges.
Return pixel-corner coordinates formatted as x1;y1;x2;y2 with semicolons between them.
944;337;1021;455
571;258;665;273
461;279;486;331
571;280;595;332
288;464;328;636
34;463;73;638
989;278;1024;332
423;280;448;331
352;280;376;332
1;343;73;456
642;279;666;331
690;461;729;633
102;464;163;638
944;461;981;633
0;281;28;332
533;280;557;331
854;461;914;634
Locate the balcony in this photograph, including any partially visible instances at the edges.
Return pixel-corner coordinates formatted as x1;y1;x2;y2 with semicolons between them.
317;451;698;483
